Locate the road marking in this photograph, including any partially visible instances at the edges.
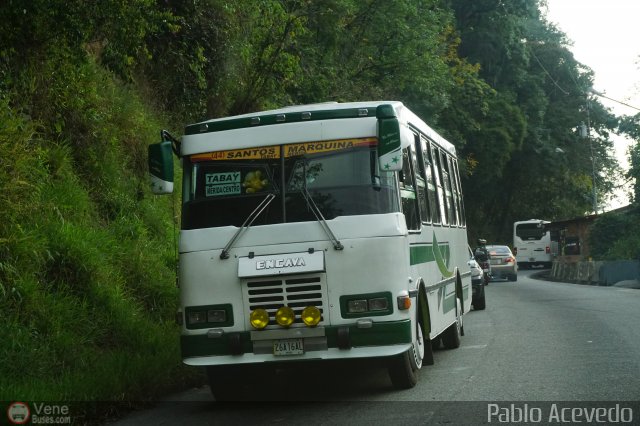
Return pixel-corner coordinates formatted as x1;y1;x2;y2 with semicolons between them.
462;344;488;349
453;366;472;371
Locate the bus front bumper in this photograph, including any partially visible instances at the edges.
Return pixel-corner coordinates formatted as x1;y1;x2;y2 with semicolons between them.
181;320;412;366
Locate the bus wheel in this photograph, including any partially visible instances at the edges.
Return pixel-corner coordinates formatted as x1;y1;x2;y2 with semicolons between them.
442;299;462;349
412;319;425;370
388;319;424;389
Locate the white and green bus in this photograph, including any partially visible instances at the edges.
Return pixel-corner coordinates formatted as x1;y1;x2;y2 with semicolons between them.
149;101;471;399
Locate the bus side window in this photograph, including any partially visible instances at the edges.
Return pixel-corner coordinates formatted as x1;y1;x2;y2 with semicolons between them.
432;146;447;225
438;150;454;226
399;147;420;230
412;134;430;224
451;157;465;227
425;141;441;224
445;155;459;226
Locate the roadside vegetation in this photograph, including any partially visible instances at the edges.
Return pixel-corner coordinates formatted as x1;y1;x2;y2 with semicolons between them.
1;0;638;405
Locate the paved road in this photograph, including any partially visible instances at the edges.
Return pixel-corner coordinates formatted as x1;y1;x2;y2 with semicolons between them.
110;271;640;425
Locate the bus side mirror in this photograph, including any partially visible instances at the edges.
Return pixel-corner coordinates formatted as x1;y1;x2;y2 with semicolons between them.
148;140;174;195
376;104;403;172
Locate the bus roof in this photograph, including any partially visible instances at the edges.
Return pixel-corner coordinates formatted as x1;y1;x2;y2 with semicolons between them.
514;219;550;225
180;101;456;157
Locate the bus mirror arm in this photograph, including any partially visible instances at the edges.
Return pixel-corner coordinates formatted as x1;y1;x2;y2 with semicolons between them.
220;193;276;259
160;130;182;157
301;187;344;251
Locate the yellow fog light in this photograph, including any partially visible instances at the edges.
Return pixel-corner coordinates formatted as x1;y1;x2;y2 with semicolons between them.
275;306;295;327
301;306;322;327
250;308;269;329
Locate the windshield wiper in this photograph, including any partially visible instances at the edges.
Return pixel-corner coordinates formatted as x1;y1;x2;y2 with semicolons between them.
220;193;276;259
301;186;344;251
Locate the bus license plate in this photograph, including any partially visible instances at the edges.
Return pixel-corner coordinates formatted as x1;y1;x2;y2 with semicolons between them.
273;338;304;356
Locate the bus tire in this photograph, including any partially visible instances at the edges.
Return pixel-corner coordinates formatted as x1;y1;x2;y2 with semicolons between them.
442;298;462;349
388;319;424;389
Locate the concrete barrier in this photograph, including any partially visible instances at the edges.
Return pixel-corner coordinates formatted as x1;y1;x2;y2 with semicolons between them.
550;259;637;286
598;261;640;286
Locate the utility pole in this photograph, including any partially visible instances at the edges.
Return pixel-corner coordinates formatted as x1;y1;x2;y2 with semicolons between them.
579;98;598;214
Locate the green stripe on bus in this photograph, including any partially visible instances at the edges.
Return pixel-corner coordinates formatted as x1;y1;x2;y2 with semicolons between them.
410;244;435;265
326;320;411;347
180;320;412;358
409;242;450;266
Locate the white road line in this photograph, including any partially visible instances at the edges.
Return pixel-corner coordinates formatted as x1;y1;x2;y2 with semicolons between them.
462;344;488;349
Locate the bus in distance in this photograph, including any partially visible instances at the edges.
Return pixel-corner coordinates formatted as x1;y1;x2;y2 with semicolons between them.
148;101;472;400
513;219;553;269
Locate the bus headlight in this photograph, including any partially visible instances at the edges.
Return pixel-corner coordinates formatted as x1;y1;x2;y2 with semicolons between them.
341;292;393;317
368;298;389;311
301;306;321;327
188;311;207;325
250;309;269;329
275;306;295;327
347;299;368;313
185;304;233;329
207;309;227;323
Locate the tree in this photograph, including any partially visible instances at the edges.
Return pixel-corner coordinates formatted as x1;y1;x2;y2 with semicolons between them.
445;0;622;241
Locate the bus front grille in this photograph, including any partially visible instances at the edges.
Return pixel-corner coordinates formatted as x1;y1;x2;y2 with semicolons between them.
243;274;326;327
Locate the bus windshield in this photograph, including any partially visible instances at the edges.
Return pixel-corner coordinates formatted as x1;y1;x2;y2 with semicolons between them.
515;223;548;241
181;140;399;230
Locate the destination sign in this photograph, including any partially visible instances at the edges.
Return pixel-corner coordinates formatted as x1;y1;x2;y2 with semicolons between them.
205;172;242;197
190;138;377;162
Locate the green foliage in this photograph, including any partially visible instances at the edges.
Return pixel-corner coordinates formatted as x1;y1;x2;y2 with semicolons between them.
288;0;459;119
589;209;640;260
619;114;640;204
447;0;624;240
0;44;195;401
0;0;169;80
144;0;305;120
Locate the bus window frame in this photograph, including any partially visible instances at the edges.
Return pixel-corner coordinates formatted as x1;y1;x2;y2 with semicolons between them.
432;146;448;226
445;155;460;227
440;149;456;227
451;157;466;227
410;132;431;225
421;137;440;225
399;147;421;231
